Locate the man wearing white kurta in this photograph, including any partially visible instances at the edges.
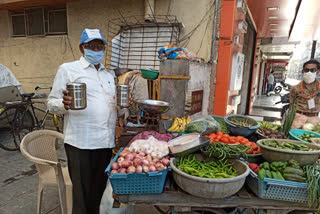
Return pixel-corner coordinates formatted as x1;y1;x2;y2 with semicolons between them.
48;29;116;214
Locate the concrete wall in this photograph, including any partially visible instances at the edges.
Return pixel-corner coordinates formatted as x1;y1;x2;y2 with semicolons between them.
160;60;211;118
0;0;215;94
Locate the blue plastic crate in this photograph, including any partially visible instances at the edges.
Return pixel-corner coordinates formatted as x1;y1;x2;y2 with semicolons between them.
105;147;170;194
246;170;308;203
289;129;320;143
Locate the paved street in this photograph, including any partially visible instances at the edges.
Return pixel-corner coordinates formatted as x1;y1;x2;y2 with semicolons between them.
0;138;161;214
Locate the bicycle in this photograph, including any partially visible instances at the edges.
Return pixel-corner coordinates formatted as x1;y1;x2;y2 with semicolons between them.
0;86;62;151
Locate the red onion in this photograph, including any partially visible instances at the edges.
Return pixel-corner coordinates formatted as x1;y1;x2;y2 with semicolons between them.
142;159;150;166
142;165;149;172
123;147;129;152
155;163;165;171
121;160;132;168
149;165;156;172
127;166;136;173
131;152;137;158
119;168;126;173
133;158;143;167
111;162;120;170
117;157;125;163
111;170;118;174
136;154;145;159
119;151;129;157
146;155;152;162
139;152;146;157
136;165;143;173
153;158;160;163
161;158;170;166
125;153;134;161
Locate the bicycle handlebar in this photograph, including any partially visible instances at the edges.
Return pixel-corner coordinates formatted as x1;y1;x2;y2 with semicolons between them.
35;86;52;91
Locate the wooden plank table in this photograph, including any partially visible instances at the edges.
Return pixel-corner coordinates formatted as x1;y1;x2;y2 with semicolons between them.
117;186;315;213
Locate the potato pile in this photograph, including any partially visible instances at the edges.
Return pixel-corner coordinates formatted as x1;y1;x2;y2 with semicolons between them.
259;128;286;139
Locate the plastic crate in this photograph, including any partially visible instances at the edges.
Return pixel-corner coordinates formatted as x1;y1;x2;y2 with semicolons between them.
246;170;308;203
289;129;320;143
105;147;170;194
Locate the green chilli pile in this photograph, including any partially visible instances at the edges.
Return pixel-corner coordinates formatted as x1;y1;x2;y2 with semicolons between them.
175;155;237;179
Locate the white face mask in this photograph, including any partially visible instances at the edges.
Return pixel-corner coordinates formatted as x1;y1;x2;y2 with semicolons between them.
303;72;317;84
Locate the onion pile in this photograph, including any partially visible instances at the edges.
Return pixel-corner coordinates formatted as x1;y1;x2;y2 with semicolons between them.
111;147;170;174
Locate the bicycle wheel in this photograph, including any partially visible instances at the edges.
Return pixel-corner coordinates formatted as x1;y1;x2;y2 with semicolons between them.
0;106;34;151
274;86;282;94
12;107;35;148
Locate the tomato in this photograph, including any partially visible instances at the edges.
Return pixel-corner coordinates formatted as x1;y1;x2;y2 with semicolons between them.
256;147;261;153
229;138;236;144
222;134;230;138
246;149;253;154
244;142;252;147
239;139;247;145
212;138;219;142
216;135;222;141
216;131;223;136
210;133;217;138
220;137;229;144
251;142;258;151
236;136;243;141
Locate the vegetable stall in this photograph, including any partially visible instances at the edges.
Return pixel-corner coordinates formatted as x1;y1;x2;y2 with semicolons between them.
107;100;320;213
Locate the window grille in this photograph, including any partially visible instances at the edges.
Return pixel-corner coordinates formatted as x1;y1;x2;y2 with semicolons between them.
10;7;67;37
25;7;46;36
106;15;182;71
11;14;25;37
48;9;67;34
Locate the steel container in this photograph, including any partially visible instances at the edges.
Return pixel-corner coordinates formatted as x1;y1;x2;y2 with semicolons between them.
66;82;87;110
116;85;130;108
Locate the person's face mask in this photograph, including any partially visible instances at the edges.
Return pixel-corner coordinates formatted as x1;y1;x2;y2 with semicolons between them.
303;71;317;84
83;49;104;65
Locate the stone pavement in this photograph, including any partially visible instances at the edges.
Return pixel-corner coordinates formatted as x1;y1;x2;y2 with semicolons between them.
0;139;160;214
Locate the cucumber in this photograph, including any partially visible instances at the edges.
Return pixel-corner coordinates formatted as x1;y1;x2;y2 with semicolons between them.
283;173;306;182
283;167;305;177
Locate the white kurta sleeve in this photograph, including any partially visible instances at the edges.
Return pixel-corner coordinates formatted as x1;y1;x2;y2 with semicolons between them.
47;65;69;114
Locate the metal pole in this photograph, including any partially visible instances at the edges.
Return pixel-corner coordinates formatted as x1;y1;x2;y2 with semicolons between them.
210;0;219;62
311;40;317;59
